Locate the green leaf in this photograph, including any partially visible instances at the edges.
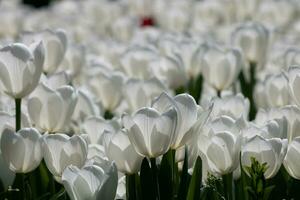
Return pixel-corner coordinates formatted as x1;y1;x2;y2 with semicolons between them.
186;156;202;200
140;158;156;200
158;150;173;200
263;185;275;200
178;146;191;199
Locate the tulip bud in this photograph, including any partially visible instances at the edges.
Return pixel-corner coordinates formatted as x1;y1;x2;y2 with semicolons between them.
200;44;242;91
1;127;42;173
81;116;120;145
123;78;168;113
287;66;300;107
21;29;67;74
122;106;177;158
242;135;287;179
88;69;125;112
42;134;88;182
231;22;269;69
103;129;144;174
62;161;118;200
0;42;44;98
284;137;300;180
28;83;77;133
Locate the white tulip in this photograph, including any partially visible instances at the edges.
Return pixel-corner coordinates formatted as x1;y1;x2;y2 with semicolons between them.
206;132;241;175
28;83;78;133
116;176;126;200
21;29;67;74
0;42;44;98
284;137;300;180
287;66;300;107
150;55;187;89
88;68;125;111
201;44;242;91
242;135;287;179
103;129;144;174
122;106;177;158
210;93;250;120
120;46;158;80
123;78;168;113
72;90;101;124
1;127;42;173
231;22;269;69
152;92;203;149
62;162;118;200
42;134;88;182
255;106;300;143
81;116;120;145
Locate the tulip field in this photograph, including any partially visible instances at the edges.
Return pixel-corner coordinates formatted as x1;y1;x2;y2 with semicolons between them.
1;0;300;199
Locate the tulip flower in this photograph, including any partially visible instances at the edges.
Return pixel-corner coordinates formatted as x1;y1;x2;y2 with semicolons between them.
231;22;269;69
255;73;291;107
42;134;88;182
21;29;67;74
287;66;300;107
28;83;78;133
81;116;120;145
1;127;42;173
153;92;212;149
210;93;250;120
62;161;118;200
120;46;158;79
103;129;144;174
123;78;168;113
0;42;44;98
284;137;300;180
88;68;125;112
200;44;242;92
122;106;177;158
242;135;287;179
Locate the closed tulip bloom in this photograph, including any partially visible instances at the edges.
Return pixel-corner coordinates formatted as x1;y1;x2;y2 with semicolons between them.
0;42;44;98
122;106;177;158
152;92;203;149
42;134;88;182
120;46;158;80
103;129;144;174
206;132;241;175
21;29;67;74
123;78;168;113
81;117;120;145
242;135;287;179
287;66;300;107
28;83;78;133
62;162;118;200
1;127;42;173
201;44;242;91
260;73;291;107
88;68;125;111
231;22;269;68
284;137;300;180
210;93;250;120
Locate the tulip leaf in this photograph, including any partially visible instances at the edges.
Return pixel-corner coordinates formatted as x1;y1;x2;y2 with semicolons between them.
263;185;275;200
158;150;174;200
140;158;156;200
178;146;191;199
186;156;202;200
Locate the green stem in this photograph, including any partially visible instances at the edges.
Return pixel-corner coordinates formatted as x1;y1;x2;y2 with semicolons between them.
126;174;137;200
150;158;160;200
15;98;22;131
104;110;114;119
222;172;234;200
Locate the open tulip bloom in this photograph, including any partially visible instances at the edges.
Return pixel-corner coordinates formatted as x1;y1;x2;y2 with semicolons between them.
1;0;300;199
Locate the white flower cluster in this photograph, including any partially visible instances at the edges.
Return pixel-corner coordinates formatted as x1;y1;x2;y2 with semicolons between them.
0;0;300;199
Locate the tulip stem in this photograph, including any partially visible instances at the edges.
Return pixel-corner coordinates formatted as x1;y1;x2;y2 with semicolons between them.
222;172;234;200
150;158;160;200
126;174;138;200
15;98;22;131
